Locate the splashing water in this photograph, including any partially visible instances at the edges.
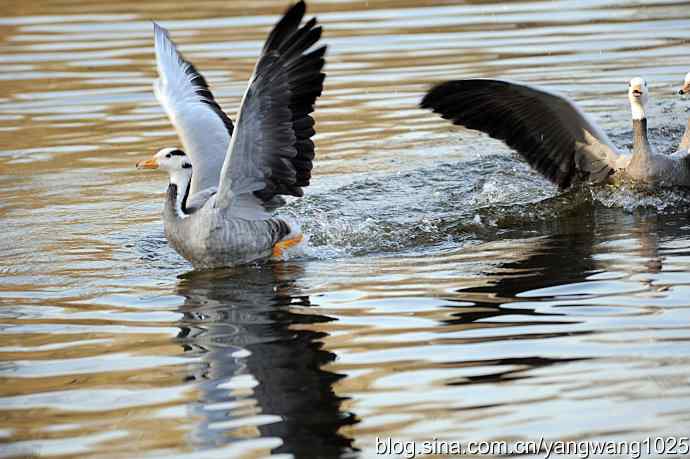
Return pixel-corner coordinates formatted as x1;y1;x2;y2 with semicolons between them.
591;184;690;213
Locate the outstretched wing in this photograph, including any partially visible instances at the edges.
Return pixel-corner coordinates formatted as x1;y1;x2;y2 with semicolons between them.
214;1;326;217
421;79;621;189
153;23;234;195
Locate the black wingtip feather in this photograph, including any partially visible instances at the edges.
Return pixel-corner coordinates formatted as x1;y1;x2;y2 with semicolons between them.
183;62;234;136
251;1;326;201
263;1;307;53
420;80;460;110
419;79;605;190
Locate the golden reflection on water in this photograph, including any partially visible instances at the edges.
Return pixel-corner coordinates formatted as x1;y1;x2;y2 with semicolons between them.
2;0;690;457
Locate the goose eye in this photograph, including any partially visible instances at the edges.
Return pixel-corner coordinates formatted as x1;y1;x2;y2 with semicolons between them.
165;153;171;159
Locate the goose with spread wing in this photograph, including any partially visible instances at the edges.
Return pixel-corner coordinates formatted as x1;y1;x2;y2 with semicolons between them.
421;78;690;189
137;1;326;269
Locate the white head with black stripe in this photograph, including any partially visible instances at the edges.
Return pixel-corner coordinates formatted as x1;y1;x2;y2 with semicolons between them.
137;148;193;217
628;77;649;121
136;147;192;178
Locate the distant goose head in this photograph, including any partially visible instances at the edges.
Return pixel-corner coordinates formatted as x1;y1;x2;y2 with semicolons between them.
679;72;690;95
628;77;649;120
137;148;192;179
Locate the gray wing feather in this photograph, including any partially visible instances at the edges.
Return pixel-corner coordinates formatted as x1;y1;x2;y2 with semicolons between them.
185;188;217;214
677;120;690;154
224;194;287;220
670;128;690;181
420;79;621;189
215;1;326;215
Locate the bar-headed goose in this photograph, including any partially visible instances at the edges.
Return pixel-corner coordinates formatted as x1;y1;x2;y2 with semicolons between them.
137;1;326;269
421;78;690;189
677;72;690;154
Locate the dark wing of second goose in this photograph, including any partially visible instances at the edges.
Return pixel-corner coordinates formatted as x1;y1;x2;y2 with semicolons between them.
215;1;326;216
421;79;621;189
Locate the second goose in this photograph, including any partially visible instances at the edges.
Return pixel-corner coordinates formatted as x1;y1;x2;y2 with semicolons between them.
421;78;690;189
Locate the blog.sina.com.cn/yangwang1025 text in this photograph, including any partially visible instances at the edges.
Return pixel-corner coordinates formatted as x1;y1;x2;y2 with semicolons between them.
375;436;690;458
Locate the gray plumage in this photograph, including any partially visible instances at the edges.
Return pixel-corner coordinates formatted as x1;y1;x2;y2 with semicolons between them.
164;183;289;269
140;1;326;269
216;7;325;210
184;187;217;214
677;118;690;155
420;78;690;189
623;118;685;186
678;72;690;154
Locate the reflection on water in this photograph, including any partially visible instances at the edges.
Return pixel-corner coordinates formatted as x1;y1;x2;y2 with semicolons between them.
176;265;355;457
2;0;690;457
313;209;690;456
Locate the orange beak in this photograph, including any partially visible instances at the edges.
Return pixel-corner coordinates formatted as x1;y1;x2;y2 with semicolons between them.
136;158;159;170
680;83;690;95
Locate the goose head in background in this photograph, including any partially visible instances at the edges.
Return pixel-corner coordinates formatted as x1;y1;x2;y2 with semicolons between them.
678;72;690;95
628;77;649;121
624;78;654;175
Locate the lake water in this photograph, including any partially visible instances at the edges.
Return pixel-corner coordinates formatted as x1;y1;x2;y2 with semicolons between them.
2;0;690;457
